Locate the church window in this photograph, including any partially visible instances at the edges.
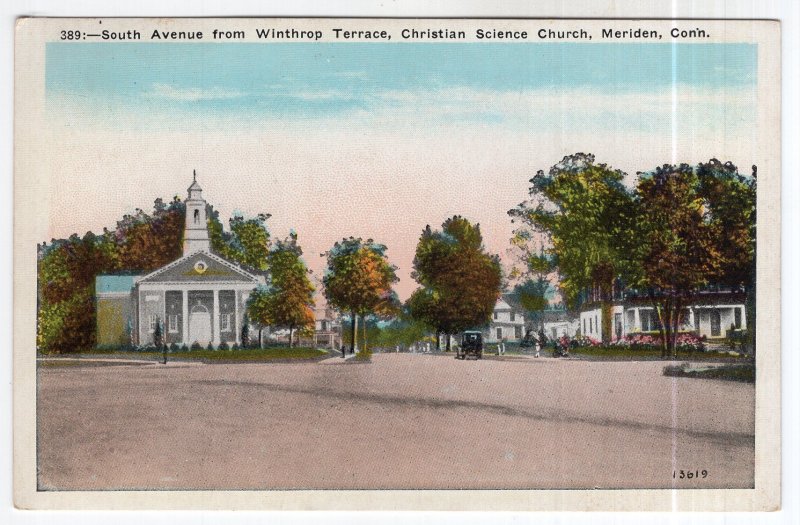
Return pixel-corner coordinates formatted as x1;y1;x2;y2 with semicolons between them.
148;314;157;333
221;313;232;332
194;209;200;224
168;314;179;333
510;312;515;322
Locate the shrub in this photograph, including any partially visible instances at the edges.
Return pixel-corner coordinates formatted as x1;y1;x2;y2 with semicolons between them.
206;342;215;351
169;342;179;353
355;348;373;361
190;341;202;351
231;343;239;350
219;342;230;351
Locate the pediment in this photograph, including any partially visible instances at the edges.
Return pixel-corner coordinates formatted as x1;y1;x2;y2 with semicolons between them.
138;251;261;284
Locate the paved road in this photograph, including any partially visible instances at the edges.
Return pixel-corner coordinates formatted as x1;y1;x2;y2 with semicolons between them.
36;353;754;490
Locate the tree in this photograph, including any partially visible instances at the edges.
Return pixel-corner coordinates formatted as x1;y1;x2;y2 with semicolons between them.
245;286;272;347
407;287;443;349
209;210;271;272
322;237;399;354
696;159;757;352
263;233;316;347
240;314;250;348
511;276;550;332
410;216;503;350
508;153;639;343
635;164;720;358
37;231;117;353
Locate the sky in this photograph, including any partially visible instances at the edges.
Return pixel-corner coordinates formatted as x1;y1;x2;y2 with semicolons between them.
44;42;758;299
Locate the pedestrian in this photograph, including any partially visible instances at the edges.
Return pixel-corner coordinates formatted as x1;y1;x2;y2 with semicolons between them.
534;336;541;358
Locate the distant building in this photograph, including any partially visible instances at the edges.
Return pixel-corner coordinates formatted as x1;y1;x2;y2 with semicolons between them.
485;295;526;343
95;174;266;348
312;296;342;348
541;309;579;340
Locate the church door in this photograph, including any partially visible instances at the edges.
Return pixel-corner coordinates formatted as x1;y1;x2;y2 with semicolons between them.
189;304;212;345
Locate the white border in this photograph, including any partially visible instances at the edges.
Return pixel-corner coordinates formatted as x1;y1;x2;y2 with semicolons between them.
4;1;799;524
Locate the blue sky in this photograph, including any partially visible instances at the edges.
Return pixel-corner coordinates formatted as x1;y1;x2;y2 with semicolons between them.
46;42;757;125
44;41;761;298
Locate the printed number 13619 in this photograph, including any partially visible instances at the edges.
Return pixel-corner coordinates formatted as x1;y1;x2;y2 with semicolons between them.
674;469;708;479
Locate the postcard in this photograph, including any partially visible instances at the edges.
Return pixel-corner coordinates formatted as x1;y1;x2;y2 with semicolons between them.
13;17;780;511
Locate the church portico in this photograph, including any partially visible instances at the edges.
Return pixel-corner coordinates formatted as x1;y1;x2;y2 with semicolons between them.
137;280;261;347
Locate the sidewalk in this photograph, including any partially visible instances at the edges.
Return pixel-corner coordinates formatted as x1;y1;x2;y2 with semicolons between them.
318;352;360;364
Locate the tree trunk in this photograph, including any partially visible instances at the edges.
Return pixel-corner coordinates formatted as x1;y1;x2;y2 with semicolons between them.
654;303;667;359
259;327;264;349
361;315;367;353
289;326;294;348
435;332;441;351
446;333;451;352
671;300;684;358
351;310;357;354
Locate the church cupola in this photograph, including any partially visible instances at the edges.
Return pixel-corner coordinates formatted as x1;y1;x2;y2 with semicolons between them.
183;170;211;256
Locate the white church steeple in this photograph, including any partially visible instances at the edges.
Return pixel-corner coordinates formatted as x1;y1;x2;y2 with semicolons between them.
183;170;211;256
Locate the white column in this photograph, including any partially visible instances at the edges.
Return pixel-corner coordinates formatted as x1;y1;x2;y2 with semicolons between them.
740;306;747;331
633;308;641;333
688;307;695;331
212;289;220;346
182;290;189;345
234;289;240;345
161;291;167;343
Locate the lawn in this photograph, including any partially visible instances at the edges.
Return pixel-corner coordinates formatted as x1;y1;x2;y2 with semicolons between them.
167;346;328;361
554;346;749;362
663;363;756;383
38;347;329;363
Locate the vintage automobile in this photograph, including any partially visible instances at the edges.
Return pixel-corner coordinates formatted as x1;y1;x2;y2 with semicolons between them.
457;330;483;360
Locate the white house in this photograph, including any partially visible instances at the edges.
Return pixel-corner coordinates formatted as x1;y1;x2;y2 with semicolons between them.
579;292;747;341
485;295;526;343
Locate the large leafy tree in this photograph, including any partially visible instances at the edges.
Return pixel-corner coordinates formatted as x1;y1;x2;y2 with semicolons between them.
37;231;117;352
635;164;721;358
696;159;757;350
322;237;399;353
264;233;316;347
696;159;757;289
410;216;503;350
508;153;639;342
114;197;185;271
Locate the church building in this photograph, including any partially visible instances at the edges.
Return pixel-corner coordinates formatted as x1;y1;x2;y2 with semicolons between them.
96;174;265;348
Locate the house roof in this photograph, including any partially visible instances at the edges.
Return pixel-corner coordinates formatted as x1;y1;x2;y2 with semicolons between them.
96;275;139;294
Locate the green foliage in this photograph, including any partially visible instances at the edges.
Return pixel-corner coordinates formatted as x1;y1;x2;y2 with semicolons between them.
509;153;639;310
36;285;96;353
696;159;756;290
371;316;431;348
208;209;271;271
153;317;163;347
246;233;316;347
511;277;550;327
409;216;503;343
322;237;399;352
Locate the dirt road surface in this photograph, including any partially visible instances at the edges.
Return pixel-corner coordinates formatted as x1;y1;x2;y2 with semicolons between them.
36;354;754;490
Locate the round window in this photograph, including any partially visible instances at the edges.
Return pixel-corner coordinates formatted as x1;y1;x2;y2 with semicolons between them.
194;260;208;274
